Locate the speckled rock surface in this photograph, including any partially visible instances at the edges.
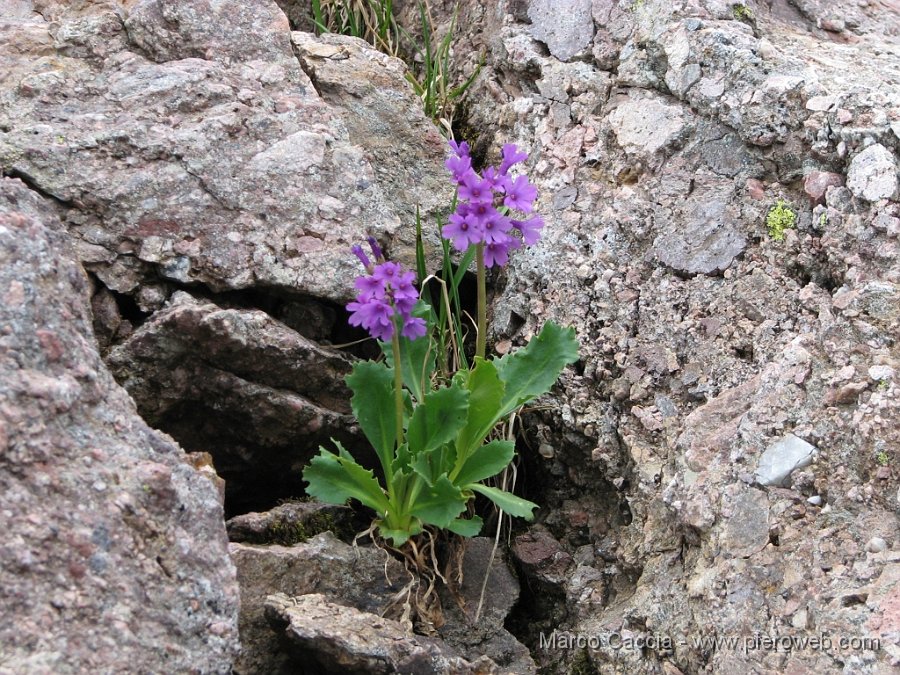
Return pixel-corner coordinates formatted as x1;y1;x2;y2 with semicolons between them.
106;290;358;514
230;533;407;674
265;593;502;675
0;177;239;673
0;0;449;301
425;0;900;672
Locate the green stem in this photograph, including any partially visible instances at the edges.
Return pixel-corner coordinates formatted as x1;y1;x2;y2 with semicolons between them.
392;331;404;448
476;242;486;360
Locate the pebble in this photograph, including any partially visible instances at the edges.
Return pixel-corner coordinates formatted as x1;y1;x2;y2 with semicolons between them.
807;495;823;506
866;537;888;553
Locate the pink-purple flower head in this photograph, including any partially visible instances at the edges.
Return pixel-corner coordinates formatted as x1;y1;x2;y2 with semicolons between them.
442;139;542;267
347;239;426;341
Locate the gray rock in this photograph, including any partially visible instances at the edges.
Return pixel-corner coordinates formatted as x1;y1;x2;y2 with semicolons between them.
230;533;406;674
528;0;594;62
653;195;747;275
846;144;899;202
226;500;354;545
0;178;239;673
106;291;356;514
721;488;770;558
755;434;817;487
866;537;888;554
265;593;501;674
438;538;536;674
0;2;448;302
606;96;689;157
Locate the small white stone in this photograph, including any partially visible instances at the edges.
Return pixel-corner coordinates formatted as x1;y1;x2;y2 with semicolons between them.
866;537;888;553
807;495;823;506
756;434;817;487
869;365;895;381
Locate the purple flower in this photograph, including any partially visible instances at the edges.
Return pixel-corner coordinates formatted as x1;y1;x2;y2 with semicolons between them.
367;236;384;261
499;143;528;175
347;297;394;340
351;244;371;269
402;316;427;339
373;261;401;283
481;166;502;190
458;172;492;204
502;175;537;213
443;211;483;250
355;274;385;299
443;138;543;266
392;271;419;301
446;154;472;183
513;215;544;245
449;139;470;157
481;213;512;244
347;247;426;342
483;241;510;267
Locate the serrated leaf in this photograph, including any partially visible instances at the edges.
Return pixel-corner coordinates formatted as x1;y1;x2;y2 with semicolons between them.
411;444;455;486
303;446;390;515
381;300;435;403
410;474;468;528
407;381;469;454
468;483;538;520
345;361;396;476
495;322;579;417
456;358;506;457
453;439;515;486
392;443;412;474
447;515;483;537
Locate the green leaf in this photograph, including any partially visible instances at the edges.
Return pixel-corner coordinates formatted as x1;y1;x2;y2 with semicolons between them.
447;515;483;537
378;519;423;547
345;361;396;476
456;358;505;456
392;443;412;474
468;483;538;520
411;443;457;486
303;446;390;515
495;322;579;417
407;381;469;454
410;474;468;528
381;301;435;404
454;439;515;486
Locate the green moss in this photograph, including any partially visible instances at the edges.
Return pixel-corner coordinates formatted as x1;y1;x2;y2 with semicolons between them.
733;4;754;22
876;451;890;467
766;199;797;242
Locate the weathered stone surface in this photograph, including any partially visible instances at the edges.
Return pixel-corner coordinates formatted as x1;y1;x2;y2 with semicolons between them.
0;0;449;302
230;533;406;674
226;500;353;545
803;170;843;205
435;0;900;672
720;487;770;558
755;434;817;487
438;538;537;675
847;144;899;202
527;0;594;62
265;593;500;675
606;95;689;157
106;291;356;514
0;177;239;673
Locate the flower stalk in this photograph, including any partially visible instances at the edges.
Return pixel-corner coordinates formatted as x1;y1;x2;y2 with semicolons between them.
475;242;486;360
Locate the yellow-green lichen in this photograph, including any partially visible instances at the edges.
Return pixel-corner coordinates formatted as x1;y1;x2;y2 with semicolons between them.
733;4;754;22
766;199;796;242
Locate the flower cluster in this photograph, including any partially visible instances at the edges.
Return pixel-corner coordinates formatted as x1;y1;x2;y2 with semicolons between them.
346;237;427;342
443;140;544;267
